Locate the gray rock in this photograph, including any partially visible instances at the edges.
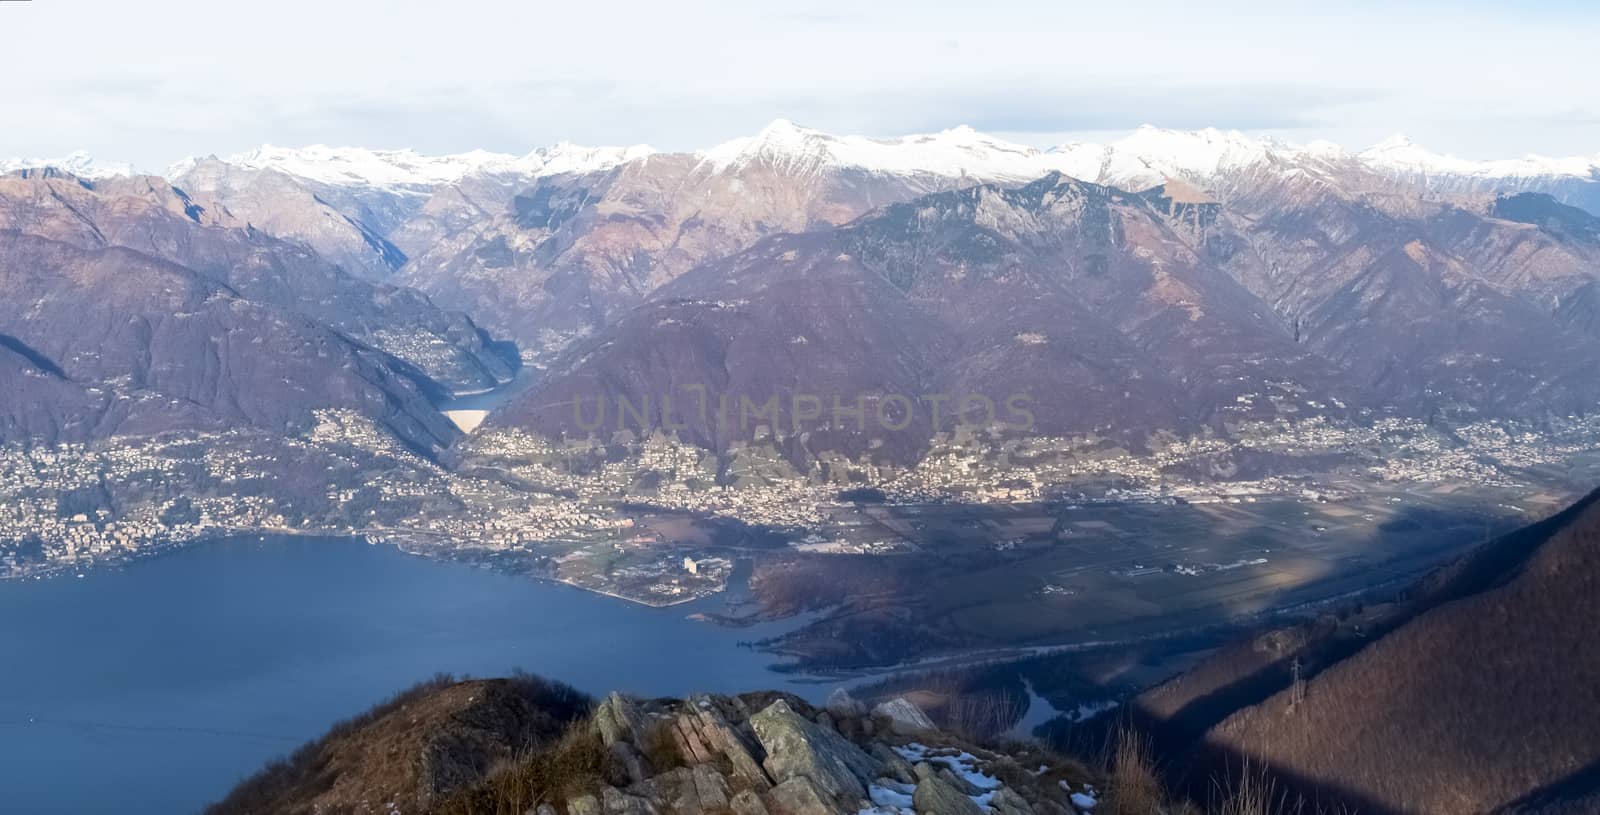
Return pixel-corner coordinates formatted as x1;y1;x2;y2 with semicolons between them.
609;740;651;785
669;763;732;815
602;785;660;815
766;777;849;815
825;688;866;718
596;693;650;748
912;763;982;797
990;787;1037;815
749;700;881;802
872;697;937;736
568;793;602;815
731;789;770;815
870;743;917;784
672;701;770;787
631;768;691;810
672;714;716;764
687;764;732;813
912;773;985;815
941;767;983;797
535;804;559;815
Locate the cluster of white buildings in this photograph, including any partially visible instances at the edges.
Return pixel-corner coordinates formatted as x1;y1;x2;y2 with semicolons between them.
7;407;1600;588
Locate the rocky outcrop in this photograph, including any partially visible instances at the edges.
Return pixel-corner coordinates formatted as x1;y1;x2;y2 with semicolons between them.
672;695;772;787
211;680;1104;815
596;692;651;748
749;699;881;803
873;697;938;736
912;768;986;815
825;689;866;718
768;776;849;815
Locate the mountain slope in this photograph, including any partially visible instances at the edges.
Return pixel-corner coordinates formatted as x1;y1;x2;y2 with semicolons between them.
1134;489;1600;815
0;231;459;451
0;172;513;394
169;143;655;281
1192;170;1600;418
207;675;593;815
396;123;1022;359
487;173;1352;466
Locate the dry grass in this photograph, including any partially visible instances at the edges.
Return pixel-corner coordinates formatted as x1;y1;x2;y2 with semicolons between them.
206;673;464;815
639;718;685;774
435;721;609;815
1211;763;1282;815
1102;726;1164;815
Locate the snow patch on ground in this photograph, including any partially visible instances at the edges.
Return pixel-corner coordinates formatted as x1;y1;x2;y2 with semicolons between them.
894;743;1003;791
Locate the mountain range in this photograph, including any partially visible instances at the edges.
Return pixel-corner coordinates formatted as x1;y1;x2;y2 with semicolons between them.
6;122;1600;466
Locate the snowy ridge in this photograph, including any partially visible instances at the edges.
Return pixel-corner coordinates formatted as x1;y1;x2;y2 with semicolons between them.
691;120;1341;189
131;122;1600;194
526;141;658;177
1;150;137;180
1359;134;1600;181
165;142;657;190
695;120;1600;193
697;119;1053;180
166;144;528;189
1048;125;1342;189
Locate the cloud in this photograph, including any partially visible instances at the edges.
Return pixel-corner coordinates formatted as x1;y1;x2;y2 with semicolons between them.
3;0;1597;165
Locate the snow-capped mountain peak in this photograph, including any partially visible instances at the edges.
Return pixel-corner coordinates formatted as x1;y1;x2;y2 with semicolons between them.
1106;125;1281;179
521;142;658;177
1358;135;1600;181
697;118;1051;180
1;150;137;180
192;144;527;189
1037;125;1311;190
147;123;1598;202
166;141;659;190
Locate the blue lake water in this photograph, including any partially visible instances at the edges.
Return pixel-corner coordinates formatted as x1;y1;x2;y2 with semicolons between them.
0;536;822;814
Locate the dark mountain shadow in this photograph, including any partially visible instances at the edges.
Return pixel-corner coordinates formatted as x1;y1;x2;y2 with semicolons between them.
1497;759;1600;815
0;332;66;378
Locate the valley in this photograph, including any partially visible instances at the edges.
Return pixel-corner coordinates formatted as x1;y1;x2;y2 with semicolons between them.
10;2;1600;810
3;118;1600;814
5;396;1595;675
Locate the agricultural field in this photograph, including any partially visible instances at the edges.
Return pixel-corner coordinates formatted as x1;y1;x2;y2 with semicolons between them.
743;484;1551;671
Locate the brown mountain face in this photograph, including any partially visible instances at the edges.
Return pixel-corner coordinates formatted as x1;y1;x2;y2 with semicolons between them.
396;151;988;361
13;130;1600;468
0;335;103;443
488;173;1353;467
1133;489;1600;815
1186;166;1600;419
0;173;514;395
169;157;417;280
0;231;460;451
0;173;502;452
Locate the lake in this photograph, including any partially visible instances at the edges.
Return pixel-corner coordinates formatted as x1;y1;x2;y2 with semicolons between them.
0;536;823;814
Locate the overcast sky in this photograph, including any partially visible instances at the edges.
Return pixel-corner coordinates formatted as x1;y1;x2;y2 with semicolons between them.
4;0;1597;169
